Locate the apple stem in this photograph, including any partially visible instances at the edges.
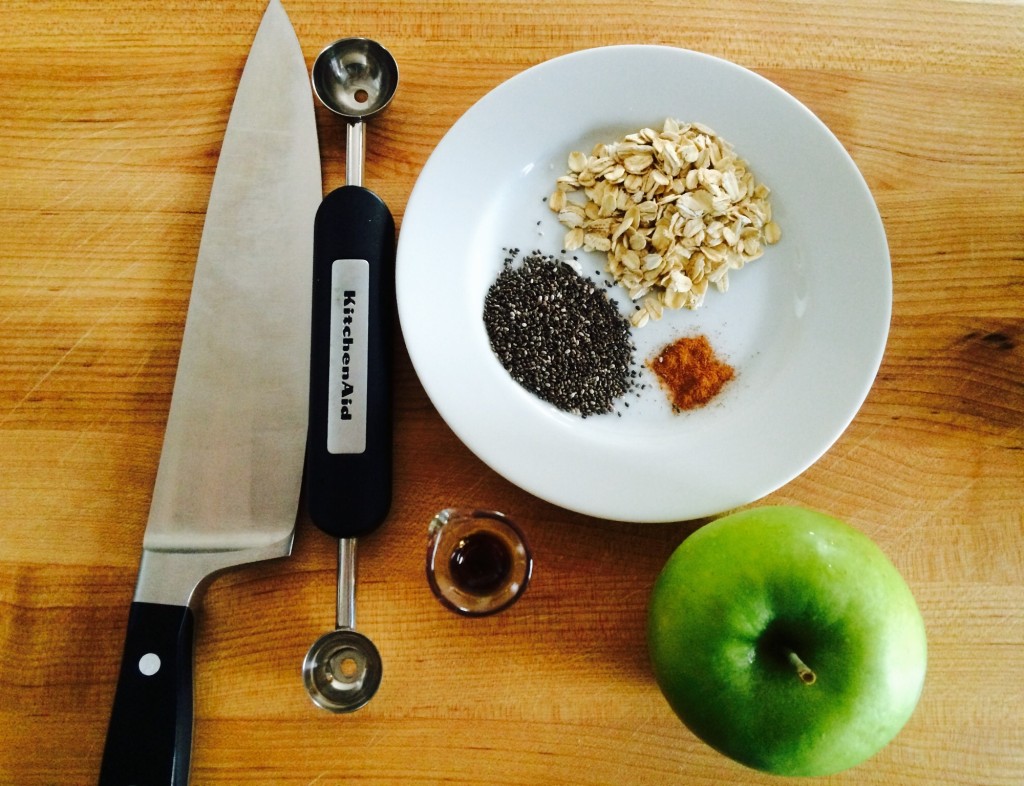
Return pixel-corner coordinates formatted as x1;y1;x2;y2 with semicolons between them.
787;650;817;685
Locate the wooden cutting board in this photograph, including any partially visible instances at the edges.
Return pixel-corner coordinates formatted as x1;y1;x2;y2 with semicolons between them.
0;1;1021;784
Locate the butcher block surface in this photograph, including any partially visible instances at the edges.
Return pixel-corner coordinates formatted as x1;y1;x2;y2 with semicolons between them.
1;1;1021;784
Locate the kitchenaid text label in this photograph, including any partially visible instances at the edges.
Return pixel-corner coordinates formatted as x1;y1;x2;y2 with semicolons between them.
328;259;369;454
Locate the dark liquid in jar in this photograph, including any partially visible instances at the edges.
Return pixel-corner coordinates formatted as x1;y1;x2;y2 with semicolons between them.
449;532;512;595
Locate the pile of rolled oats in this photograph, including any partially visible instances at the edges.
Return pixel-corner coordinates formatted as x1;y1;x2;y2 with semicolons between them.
549;118;781;327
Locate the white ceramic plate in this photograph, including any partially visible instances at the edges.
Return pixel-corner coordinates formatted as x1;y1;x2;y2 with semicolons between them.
396;46;890;523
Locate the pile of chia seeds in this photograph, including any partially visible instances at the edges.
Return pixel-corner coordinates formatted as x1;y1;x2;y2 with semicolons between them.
483;249;636;417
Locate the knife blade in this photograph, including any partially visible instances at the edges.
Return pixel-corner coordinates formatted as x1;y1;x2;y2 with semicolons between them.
98;2;321;784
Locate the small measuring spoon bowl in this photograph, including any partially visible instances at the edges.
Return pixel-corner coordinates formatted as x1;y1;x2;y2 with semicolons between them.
303;628;382;713
311;37;398;120
303;539;382;713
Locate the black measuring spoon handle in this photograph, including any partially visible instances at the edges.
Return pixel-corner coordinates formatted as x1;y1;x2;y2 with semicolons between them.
306;185;395;538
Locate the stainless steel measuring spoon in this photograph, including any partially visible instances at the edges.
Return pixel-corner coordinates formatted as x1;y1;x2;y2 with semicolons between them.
302;38;398;713
302;540;382;712
312;37;398;187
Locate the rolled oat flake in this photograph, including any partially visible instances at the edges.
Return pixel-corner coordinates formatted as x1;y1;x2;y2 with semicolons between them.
483;250;636;417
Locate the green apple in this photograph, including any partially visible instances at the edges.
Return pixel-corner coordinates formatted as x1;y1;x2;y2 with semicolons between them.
647;506;927;777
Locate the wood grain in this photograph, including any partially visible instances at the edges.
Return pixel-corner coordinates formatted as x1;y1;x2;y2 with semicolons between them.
1;0;1022;784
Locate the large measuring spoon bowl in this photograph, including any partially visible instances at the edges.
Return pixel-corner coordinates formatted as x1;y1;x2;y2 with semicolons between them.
311;37;398;121
311;37;397;187
303;628;382;713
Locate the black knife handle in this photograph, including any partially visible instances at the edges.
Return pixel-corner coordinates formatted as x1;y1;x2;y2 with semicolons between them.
306;185;395;539
98;601;195;786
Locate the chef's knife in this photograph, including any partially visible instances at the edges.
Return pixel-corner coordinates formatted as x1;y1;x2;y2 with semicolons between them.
98;2;321;784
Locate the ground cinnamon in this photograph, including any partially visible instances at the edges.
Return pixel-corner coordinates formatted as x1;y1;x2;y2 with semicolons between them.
647;334;734;411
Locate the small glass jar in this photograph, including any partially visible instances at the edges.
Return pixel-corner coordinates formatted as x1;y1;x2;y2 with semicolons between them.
426;509;533;616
